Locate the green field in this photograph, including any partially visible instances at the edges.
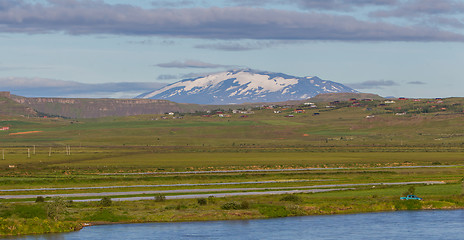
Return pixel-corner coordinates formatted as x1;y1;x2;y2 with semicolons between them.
0;97;463;236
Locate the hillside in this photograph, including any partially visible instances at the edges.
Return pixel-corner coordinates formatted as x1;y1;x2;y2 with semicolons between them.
0;92;383;119
9;95;205;118
2;96;464;149
0;92;37;117
309;92;384;102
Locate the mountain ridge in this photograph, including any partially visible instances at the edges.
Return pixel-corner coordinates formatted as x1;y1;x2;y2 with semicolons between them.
137;69;357;104
0;91;383;118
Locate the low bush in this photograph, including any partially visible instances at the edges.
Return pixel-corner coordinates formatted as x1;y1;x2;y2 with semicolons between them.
154;194;166;202
221;201;249;210
99;197;112;207
258;205;289;218
197;198;207;206
280;194;301;203
221;202;241;210
175;204;188;210
240;200;250;209
208;196;216;204
402;186;416;196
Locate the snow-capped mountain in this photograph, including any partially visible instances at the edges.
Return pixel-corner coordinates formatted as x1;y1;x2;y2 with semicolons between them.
137;69;357;104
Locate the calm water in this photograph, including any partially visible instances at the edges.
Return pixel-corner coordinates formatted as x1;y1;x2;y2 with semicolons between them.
11;210;464;240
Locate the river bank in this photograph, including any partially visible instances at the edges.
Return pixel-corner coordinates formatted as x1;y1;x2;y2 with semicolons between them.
13;209;464;240
1;190;463;237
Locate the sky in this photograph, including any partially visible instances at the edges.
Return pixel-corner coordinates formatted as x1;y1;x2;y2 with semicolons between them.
0;0;464;99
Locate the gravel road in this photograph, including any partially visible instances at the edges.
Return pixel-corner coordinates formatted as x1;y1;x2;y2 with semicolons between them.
0;181;444;200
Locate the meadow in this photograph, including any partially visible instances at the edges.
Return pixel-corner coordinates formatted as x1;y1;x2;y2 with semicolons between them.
0;97;463;235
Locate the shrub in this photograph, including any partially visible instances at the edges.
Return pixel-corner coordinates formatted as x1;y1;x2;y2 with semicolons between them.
197;198;207;206
240;200;250;209
100;196;112;207
35;196;45;203
221;201;249;210
221;202;241;210
280;194;301;202
208;196;216;204
154;194;166;202
403;186;416;196
287;205;305;216
258;205;289;218
175;204;187;210
47;197;67;221
461;177;464;195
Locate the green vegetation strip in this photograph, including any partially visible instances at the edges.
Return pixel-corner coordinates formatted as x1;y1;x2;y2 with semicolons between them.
99;165;462;175
0;181;444;200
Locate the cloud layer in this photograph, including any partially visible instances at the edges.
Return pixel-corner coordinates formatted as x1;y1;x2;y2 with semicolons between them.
0;0;463;41
348;80;398;89
0;77;166;98
155;60;234;69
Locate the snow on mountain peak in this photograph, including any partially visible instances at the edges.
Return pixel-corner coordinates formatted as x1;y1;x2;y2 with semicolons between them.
137;69;357;104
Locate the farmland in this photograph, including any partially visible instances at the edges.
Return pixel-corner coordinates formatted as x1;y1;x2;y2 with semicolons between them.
0;96;463;236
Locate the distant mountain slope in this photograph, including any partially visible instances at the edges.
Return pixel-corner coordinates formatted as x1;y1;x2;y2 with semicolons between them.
10;96;205;119
309;93;384;102
0;92;37;117
137;69;357;104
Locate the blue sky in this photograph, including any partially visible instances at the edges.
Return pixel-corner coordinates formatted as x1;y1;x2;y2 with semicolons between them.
0;0;464;98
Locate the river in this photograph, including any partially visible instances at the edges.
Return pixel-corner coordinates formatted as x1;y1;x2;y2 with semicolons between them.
10;210;464;240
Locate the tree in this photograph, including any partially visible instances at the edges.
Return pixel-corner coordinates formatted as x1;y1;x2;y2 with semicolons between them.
197;198;207;205
403;186;416;196
47;197;67;221
461;177;464;195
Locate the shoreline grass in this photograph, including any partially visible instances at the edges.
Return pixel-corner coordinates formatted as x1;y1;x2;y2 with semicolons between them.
1;188;462;236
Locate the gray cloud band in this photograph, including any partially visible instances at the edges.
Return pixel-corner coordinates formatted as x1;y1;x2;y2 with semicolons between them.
348;80;398;89
0;78;166;97
0;1;463;41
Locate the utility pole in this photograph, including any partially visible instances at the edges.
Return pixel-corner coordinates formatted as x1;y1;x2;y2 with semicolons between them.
27;148;30;158
49;147;51;157
33;145;36;155
65;145;71;156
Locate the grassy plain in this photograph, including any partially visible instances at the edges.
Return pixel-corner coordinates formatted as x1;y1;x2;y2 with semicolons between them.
0;97;463;236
